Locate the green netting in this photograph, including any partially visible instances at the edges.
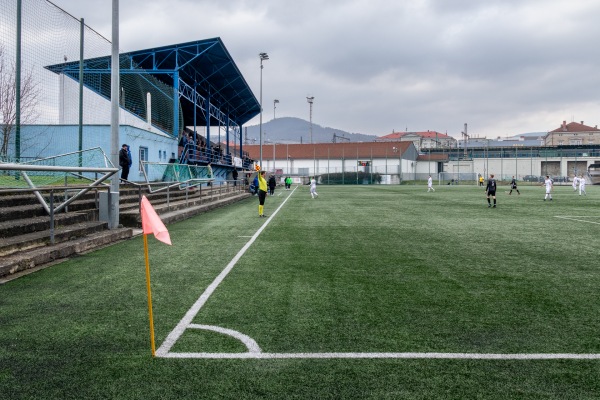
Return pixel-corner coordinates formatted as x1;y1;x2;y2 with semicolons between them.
141;162;212;188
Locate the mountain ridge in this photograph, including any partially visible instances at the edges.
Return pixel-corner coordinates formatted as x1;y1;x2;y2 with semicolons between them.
242;117;377;144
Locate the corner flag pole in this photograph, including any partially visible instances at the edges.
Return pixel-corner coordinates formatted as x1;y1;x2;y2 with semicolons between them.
139;195;171;357
143;233;156;357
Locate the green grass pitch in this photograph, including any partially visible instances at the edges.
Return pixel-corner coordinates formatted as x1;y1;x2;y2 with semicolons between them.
1;184;600;399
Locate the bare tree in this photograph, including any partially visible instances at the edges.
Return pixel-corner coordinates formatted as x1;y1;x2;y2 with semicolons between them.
0;45;41;160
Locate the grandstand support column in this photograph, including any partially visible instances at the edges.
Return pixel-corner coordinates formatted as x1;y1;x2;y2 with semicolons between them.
108;0;120;229
173;71;179;138
240;125;244;159
193;84;197;149
206;91;211;157
226;115;230;159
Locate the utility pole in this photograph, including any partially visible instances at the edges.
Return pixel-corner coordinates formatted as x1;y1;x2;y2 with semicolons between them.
461;123;468;158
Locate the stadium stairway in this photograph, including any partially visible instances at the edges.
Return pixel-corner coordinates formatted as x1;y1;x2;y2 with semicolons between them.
0;183;251;281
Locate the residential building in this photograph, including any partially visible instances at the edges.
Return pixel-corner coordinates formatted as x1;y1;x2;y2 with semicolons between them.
377;130;457;149
545;121;600;146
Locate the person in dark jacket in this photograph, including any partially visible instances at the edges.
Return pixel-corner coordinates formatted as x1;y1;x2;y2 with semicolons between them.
119;144;132;181
268;175;276;196
508;176;520;195
232;168;239;186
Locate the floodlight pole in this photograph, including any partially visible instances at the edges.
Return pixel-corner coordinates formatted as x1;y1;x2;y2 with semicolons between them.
273;99;279;120
108;0;120;229
307;96;314;144
259;52;269;168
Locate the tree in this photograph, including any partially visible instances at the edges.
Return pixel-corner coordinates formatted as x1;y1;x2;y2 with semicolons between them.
0;45;41;160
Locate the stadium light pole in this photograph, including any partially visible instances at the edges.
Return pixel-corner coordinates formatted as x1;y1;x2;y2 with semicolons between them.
259;52;269;168
273;99;279;120
307;96;314;144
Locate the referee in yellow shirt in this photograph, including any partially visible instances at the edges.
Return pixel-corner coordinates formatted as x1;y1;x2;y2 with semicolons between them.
258;170;268;217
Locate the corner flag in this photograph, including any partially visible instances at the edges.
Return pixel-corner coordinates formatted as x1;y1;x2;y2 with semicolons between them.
140;195;171;245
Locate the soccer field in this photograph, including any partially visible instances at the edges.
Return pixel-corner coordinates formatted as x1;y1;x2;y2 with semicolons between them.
2;184;600;399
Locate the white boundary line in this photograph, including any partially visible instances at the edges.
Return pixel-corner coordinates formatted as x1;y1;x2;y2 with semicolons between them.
554;216;600;225
159;352;600;360
157;189;600;360
155;186;298;357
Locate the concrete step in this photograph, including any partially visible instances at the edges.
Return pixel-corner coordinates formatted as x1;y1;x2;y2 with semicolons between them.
0;227;133;279
119;191;251;227
0;203;47;222
0;211;92;238
0;221;108;257
0;195;103;223
0;189;101;208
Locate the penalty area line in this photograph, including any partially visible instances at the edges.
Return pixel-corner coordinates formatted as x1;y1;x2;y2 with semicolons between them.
156;186;298;357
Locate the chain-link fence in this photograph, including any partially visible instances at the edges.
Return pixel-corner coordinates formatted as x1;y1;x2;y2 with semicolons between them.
1;0;180;162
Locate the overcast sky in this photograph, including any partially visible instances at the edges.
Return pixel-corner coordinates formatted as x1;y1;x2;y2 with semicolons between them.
50;0;600;139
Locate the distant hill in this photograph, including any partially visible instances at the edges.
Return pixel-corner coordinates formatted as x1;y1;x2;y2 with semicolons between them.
242;117;377;144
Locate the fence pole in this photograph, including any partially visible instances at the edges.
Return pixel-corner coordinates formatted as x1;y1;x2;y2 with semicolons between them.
15;0;22;162
49;190;55;245
78;18;84;167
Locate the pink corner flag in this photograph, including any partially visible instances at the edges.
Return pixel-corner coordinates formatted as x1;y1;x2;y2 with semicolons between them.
140;195;172;245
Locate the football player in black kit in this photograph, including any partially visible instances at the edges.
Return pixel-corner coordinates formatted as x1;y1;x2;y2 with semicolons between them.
508;175;520;195
486;174;497;208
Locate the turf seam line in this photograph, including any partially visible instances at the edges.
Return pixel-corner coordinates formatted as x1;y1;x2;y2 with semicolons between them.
554;216;600;225
155;186;298;357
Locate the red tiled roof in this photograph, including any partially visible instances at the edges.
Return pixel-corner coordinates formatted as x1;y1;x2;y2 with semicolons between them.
550;121;600;133
244;141;413;161
379;131;450;139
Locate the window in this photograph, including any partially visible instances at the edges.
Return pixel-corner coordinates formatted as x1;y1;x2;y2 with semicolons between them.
139;146;148;174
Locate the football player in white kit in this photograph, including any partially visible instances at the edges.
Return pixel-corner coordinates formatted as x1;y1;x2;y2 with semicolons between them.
572;175;579;192
427;175;435;192
579;175;587;196
542;175;553;201
310;177;319;198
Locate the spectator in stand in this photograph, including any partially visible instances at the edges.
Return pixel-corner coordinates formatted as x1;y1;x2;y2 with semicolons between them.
178;133;188;160
206;162;213;186
232;168;239;187
119;144;132;182
127;145;132;171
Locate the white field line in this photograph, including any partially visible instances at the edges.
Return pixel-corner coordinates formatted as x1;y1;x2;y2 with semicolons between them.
188;324;261;353
159;352;600;360
554;216;600;225
158;190;600;360
155;186;298;357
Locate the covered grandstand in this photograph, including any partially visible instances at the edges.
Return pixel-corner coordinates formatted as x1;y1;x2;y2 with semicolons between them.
45;37;260;175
